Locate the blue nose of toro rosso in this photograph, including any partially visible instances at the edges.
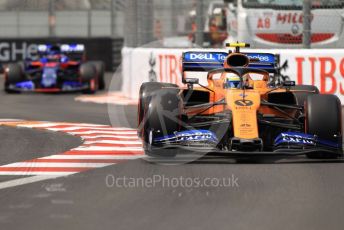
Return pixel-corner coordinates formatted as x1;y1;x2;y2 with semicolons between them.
41;67;58;88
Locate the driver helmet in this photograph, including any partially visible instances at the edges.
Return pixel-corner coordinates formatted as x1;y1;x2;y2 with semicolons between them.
224;75;241;89
49;45;61;54
45;45;61;61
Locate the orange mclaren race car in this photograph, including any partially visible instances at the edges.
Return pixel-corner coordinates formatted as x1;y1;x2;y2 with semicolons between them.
138;43;343;159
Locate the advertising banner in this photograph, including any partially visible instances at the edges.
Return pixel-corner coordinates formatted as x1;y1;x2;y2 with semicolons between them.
122;47;344;103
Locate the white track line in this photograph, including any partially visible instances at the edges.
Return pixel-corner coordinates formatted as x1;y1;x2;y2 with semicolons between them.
0;172;76;176
73;146;143;151
17;123;68;128
2;162;115;168
69;131;137;135
41;155;144;160
74;123;109;127
80;135;139;139
47;127;136;132
0;119;24;122
18;123;109;128
83;140;142;145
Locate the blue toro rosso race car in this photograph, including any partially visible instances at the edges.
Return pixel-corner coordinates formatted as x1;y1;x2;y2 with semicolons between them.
138;43;343;160
4;44;105;94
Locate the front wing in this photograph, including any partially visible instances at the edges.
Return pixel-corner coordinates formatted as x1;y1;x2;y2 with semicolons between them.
149;130;343;158
7;80;89;93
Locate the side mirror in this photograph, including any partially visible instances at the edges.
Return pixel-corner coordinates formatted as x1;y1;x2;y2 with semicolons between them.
184;78;199;85
283;81;295;87
184;78;199;90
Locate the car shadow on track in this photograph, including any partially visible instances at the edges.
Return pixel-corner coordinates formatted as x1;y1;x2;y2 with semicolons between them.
143;155;344;165
193;157;344;165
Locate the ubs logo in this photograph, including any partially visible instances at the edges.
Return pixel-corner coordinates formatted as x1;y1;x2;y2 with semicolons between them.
235;100;253;107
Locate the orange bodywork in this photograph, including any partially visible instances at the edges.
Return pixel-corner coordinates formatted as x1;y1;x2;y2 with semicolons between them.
182;68;298;140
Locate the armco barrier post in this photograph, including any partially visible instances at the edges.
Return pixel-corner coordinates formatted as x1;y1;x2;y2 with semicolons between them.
112;38;124;71
195;0;204;47
124;0;138;47
303;0;311;48
138;0;154;46
48;0;56;37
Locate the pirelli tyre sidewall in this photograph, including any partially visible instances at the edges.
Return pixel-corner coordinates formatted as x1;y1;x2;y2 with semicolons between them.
5;62;25;93
80;62;97;94
138;82;178;137
142;87;182;158
305;94;342;159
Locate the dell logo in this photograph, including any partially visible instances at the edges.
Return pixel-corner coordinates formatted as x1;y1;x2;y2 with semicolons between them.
190;53;215;61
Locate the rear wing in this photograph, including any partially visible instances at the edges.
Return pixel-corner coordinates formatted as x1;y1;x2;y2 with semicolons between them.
37;44;85;61
182;51;277;75
60;44;85;53
182;51;227;72
244;53;276;72
37;44;85;54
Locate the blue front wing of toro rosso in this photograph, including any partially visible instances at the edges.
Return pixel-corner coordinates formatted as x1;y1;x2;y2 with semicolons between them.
152;130;343;157
8;65;89;93
9;80;89;93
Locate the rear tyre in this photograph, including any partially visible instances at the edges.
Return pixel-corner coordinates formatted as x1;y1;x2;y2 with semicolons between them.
90;61;105;90
138;82;178;137
142;88;182;158
80;63;97;94
5;63;25;93
305;94;342;159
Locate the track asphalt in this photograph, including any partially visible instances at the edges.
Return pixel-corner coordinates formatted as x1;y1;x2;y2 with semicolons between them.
0;73;344;230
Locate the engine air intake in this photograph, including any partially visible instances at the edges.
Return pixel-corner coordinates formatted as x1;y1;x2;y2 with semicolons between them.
225;53;249;67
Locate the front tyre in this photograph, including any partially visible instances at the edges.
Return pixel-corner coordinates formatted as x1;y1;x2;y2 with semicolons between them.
90;61;105;90
138;82;178;137
4;63;25;93
305;94;342;159
80;63;97;94
142;88;182;158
